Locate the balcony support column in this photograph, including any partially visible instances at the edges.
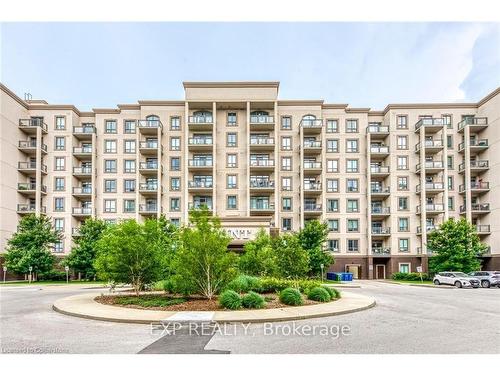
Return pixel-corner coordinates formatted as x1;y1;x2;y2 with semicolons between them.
464;125;472;222
183;102;190;223
443;124;449;220
35;126;42;216
367;133;373;280
91;132;97;218
419;126;428;254
273;101;279;230
212;101;217;215
156;124;162;219
299;118;304;229
246;101;251;217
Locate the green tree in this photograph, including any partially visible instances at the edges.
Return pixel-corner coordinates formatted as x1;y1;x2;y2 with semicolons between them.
5;214;60;277
239;229;278;277
63;218;108;280
427;218;487;273
172;207;238;299
297;220;334;277
94;219;171;295
273;233;310;279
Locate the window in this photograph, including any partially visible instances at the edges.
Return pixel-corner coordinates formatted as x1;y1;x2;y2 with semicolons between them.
398;176;408;191
124;120;136;134
53;241;64;253
282;218;292;231
447;135;453;149
170;137;181;151
448;176;454;190
447;156;454;169
170;177;180;191
124;160;136;173
326;179;339;193
398;218;409;232
399;263;410;273
346;139;358;153
396;115;408;129
227;175;237;189
281;137;292;151
104;159;117;173
104;140;117;153
104;179;117;193
327;239;339;252
282;177;292;191
281;157;291;171
327;139;339;153
397;156;408;170
399;238;409;252
55;157;65;171
327;199;339;212
54;177;65;191
124;179;135;193
448;197;454;210
55;116;66;130
397;136;408;150
123;199;135;213
124;140;136;154
347;219;359;232
347;239;359;252
105;120;117;134
281;116;291;130
170;218;180;227
104;199;116;213
170;117;181;130
346;119;358;133
227;195;237;210
443;114;452;129
227;154;237;168
346;159;358;173
55;137;65;151
328;219;339;232
346;179;359;193
398;197;408;211
347;199;359;213
326;119;338;133
226;133;237;147
170;157;180;171
282;197;292;211
54;197;64;212
54;218;64;232
227;112;237;126
327;159;339;173
170;198;180;212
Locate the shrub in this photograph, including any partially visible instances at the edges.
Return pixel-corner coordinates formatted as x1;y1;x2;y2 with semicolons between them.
323;287;341;299
279;288;303;306
256;277;322;294
242;291;266;309
392;272;430;281
226;275;262;293
38;270;67;281
294;279;322;294
307;287;331;302
219;290;242;310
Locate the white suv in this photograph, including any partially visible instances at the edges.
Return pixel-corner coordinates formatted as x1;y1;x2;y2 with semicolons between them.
433;272;480;288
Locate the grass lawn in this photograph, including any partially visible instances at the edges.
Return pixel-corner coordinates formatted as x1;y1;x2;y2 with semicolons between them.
0;280;107;287
321;279;341;284
393;280;433;285
113;295;186;308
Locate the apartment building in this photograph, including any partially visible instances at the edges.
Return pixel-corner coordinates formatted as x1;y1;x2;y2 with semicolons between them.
1;81;499;279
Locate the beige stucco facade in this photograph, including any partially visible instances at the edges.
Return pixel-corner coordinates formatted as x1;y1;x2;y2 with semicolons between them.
1;81;499;279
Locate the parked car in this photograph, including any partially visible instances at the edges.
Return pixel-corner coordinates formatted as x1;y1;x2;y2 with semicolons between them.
468;271;500;288
433;272;480;288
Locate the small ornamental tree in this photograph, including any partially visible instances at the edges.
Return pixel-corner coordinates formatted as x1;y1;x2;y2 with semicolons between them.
172;207;238;299
238;229;278;277
297;220;334;277
63;218;108;280
5;214;60;277
427;218;487;274
272;233;310;279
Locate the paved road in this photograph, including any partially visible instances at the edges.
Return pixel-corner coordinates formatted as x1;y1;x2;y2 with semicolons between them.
1;281;499;354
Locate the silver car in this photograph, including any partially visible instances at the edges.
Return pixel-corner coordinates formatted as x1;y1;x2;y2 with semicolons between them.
468;271;500;288
433;272;480;288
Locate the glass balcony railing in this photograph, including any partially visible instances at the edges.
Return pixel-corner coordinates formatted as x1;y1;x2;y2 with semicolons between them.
459;182;489;192
73;167;92;174
188;138;213;145
303;161;322;169
417;204;444;213
371;186;390;194
304;203;322;211
250;201;274;210
250;137;274;145
188;181;213;189
416;182;444;192
249;159;274;167
72;187;92;194
371;227;391;235
188;116;213;124
250;115;274;124
367;125;389;134
139;204;159;212
460;203;490;213
73;147;92;154
188;159;213;167
303;140;321;148
370;145;390;153
476;225;491;233
301;119;323;128
138;119;163;129
458;117;488;130
17;204;46;213
139;141;159;149
372;247;391;255
139;183;158;191
371;207;391;214
415;117;445;131
139;162;159;170
72;207;92;215
304;182;322;191
250;179;274;188
73;125;95;134
19;119;48;132
188;202;213;210
370;166;390;174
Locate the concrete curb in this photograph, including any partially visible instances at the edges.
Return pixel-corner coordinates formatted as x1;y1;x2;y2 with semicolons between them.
52;291;376;324
407;283;454;289
322;283;362;289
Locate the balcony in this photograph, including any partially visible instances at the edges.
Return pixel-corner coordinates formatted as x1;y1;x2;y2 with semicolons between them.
415;118;445;133
139;204;159;216
18;162;47;175
73;125;95;139
369;145;390;159
249;179;275;192
417;225;437;235
73;166;92;178
371;206;391;217
476;225;491;236
458;117;488;133
303;140;322;154
460;203;490;216
371;227;391;237
459;182;490;195
188;202;213;211
18;140;47;154
372;247;391;256
417;203;445;215
139;141;160;155
249;137;275;150
72;227;83;237
72;186;93;198
188;159;213;171
303;203;322;216
366;124;389;139
249;159;275;171
249;115;274;130
416;160;444;174
415;139;444;154
459;160;489;174
371;186;390;197
17;183;47;195
138;119;163;134
17;204;46;214
416;182;445;195
303;161;322;175
458;139;488;154
301;118;323;134
188;180;213;192
188;116;213;130
73;147;93;160
19;118;48;134
72;207;92;217
303;182;322;195
188;137;213;150
139;162;161;175
370;165;390;178
139;183;160;196
250;201;275;215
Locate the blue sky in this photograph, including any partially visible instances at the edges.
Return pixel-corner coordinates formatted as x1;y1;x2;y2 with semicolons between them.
1;22;499;111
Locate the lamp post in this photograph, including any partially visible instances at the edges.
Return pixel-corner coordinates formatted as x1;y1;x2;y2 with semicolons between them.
320;263;324;283
65;266;69;284
28;266;33;284
2;266;6;284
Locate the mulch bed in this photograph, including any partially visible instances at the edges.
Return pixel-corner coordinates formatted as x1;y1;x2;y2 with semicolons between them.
95;292;321;311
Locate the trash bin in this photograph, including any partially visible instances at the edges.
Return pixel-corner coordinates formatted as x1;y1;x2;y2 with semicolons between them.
326;272;337;281
344;272;353;282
